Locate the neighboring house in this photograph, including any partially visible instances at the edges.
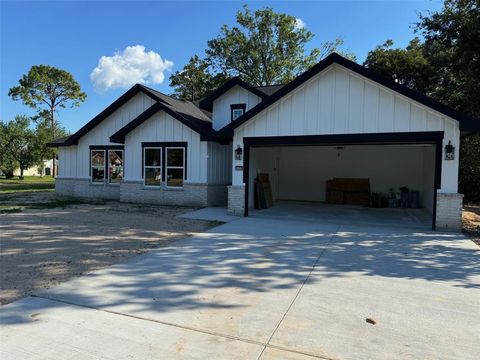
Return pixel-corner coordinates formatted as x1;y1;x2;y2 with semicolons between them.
13;159;56;177
49;53;480;231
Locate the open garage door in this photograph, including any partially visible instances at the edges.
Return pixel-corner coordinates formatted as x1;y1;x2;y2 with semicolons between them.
243;132;443;230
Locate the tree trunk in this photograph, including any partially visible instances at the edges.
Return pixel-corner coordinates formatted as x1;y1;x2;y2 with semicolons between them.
51;106;56;178
4;170;14;179
19;167;24;180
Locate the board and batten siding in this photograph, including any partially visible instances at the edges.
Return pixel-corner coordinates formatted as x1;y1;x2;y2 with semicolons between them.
124;111;208;183
212;85;262;130
207;142;232;185
58;92;156;178
232;64;460;193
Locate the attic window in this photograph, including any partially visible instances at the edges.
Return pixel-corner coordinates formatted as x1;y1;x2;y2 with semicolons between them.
231;104;246;121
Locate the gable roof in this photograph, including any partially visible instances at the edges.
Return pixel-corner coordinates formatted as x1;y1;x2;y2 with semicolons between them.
198;77;270;112
219;53;480;137
109;95;222;144
48;84;224;147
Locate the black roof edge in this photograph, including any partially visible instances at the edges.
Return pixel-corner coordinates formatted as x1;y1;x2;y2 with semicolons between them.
63;84;158;146
219;53;480;137
46;135;73;147
109;102;230;144
199;77;269;112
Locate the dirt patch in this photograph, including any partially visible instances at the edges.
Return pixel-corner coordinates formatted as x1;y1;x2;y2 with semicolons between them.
463;205;480;246
0;198;219;305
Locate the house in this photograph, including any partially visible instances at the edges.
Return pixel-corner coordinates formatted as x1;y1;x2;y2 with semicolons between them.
49;53;480;231
13;159;56;177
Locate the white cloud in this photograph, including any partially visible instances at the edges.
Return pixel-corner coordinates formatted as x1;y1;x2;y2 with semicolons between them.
90;45;174;91
294;17;306;30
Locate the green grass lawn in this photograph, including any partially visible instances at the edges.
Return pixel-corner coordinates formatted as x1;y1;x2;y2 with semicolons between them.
0;176;55;193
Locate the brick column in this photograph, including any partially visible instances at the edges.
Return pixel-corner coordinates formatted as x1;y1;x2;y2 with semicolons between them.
436;193;463;232
227;185;245;216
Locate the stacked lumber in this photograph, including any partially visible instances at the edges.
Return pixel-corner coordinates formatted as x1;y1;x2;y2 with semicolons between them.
254;173;274;209
326;178;370;206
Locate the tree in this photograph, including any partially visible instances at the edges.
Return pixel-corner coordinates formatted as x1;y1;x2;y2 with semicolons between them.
417;0;480;203
417;0;480;118
170;5;355;99
364;38;434;93
1;116;37;179
9;65;86;177
0;121;17;179
31;111;69;172
169;55;228;101
364;0;480;202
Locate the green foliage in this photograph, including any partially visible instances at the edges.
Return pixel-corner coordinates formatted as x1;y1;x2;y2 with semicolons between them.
32;111;69;168
8;65;86;111
169;55;228;101
0;116;37;179
9;65;85;177
417;0;480;118
459;134;480;202
170;5;355;100
0;122;17;179
364;38;434;93
364;1;480;202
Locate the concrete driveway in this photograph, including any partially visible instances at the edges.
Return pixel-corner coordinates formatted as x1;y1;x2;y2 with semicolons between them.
1;215;479;359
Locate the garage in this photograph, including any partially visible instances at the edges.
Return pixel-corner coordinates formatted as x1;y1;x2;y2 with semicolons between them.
243;132;441;229
223;54;475;231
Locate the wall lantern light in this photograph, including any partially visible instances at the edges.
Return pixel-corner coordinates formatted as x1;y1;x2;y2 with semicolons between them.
235;145;243;160
445;141;455;160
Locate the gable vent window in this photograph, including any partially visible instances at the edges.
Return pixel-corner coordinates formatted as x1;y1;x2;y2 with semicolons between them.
231;104;246;121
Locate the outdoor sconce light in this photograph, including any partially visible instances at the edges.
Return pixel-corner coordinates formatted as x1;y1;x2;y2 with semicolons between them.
235;145;243;160
445;141;455;160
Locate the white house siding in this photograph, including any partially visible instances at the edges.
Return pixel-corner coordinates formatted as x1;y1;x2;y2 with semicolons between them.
232;64;461;196
207;142;232;185
58;92;155;179
212;85;262;130
123;111;207;183
58;146;78;178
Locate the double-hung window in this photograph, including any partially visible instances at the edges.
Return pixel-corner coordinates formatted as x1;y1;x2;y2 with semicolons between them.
91;150;105;183
166;148;185;187
108;150;124;184
142;142;187;188
144;147;162;186
90;147;124;184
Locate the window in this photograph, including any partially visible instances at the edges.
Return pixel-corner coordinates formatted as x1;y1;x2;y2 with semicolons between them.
166;148;184;187
91;150;105;183
108;150;123;184
232;108;244;120
90;147;124;184
144;148;162;186
231;104;246;121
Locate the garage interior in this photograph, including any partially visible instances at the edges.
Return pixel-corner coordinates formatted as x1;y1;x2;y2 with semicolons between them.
247;143;436;228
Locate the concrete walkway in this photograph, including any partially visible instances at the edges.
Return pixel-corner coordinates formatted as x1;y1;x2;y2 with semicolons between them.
1;216;479;359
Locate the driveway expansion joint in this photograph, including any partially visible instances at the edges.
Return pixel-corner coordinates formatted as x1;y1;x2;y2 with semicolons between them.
255;225;342;360
31;294;335;359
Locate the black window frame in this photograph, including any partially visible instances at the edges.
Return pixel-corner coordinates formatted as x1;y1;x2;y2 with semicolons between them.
141;142;188;183
230;103;246;121
89;145;124;184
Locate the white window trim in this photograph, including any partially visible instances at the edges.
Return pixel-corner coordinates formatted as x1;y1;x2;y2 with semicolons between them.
107;149;124;185
232;108;244;120
90;149;106;184
143;147;162;187
165;147;185;188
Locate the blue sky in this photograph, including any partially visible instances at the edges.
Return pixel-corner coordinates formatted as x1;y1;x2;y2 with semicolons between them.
0;0;443;133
